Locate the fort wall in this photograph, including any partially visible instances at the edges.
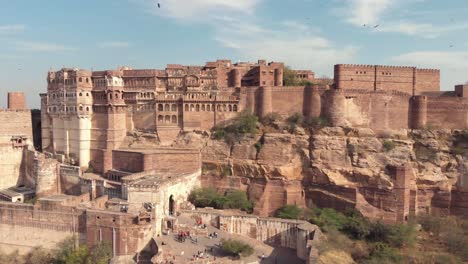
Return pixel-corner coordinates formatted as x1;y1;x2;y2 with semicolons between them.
334;64;440;95
0;202;82;253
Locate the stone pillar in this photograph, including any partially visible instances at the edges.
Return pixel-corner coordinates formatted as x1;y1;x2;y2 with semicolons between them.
259;86;273;118
395;164;412;223
411;96;427;129
327;89;347;127
304;85;321;118
274;68;283;86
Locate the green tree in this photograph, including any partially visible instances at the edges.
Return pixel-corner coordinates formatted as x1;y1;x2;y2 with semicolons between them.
223;190;253;213
283;66;298;86
24;247;54;264
89;242;112;264
212;111;258;144
188;187;224;208
276;205;303;219
220;239;254;257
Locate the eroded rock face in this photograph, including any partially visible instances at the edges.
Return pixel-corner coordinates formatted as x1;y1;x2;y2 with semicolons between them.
165;127;467;220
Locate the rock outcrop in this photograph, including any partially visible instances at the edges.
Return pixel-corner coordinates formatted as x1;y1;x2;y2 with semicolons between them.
132;126;468;220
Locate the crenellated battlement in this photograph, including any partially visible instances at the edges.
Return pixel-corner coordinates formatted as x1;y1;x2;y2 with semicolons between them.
336;64;439;72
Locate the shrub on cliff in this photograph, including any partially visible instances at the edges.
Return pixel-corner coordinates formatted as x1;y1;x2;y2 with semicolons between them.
382;140;396;152
189;188;253;212
223;190;253;213
189;187;224;208
260;112;282;127
304;116;329;130
212;111;258;143
365;242;402;264
220;239;254;257
276;204;303;219
309;207;349;232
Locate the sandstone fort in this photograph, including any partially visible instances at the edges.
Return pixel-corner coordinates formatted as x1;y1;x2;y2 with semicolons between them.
0;59;466;263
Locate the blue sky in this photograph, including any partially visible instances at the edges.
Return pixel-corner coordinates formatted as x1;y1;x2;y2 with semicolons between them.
1;0;467;108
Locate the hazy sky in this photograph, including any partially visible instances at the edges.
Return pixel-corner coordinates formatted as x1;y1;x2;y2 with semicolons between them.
1;0;467;108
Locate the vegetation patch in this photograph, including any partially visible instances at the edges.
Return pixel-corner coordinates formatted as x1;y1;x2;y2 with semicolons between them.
275;204;303;219
220;239;254;257
0;238;112;264
260;112;282;127
212;111;258;144
382;140;396;152
189;187;253;213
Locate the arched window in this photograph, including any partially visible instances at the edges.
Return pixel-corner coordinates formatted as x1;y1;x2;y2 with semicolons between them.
171;104;176;111
217;105;221;111
201;105;205;111
223;104;227;111
52;94;56;99
165;115;170;123
86;78;89;83
164;104;170;111
185;104;189;111
86;107;89;111
229;105;232;112
158;104;163;111
158;115;164;122
115;93;119;99
171;115;177;123
79;106;83;111
79;77;82;82
196;104;200;112
86;93;89;97
109;94;112;100
207;105;210;111
190;104;194;111
233;105;238;112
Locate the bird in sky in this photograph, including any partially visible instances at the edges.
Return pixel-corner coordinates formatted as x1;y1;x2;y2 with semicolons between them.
374;24;379;28
362;24;366;27
449;44;454;48
157;2;161;8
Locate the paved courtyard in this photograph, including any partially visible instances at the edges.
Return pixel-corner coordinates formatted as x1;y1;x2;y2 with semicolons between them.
155;214;304;264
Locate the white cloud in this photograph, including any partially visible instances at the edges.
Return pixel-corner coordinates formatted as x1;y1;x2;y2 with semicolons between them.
15;41;76;52
98;41;129;48
214;19;356;76
341;0;394;26
378;21;468;38
392;51;468;89
146;0;261;20
0;24;26;34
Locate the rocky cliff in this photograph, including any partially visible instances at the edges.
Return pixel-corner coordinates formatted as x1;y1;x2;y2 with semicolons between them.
126;126;468;221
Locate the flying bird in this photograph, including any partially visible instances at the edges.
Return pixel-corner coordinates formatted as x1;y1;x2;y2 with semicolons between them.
157;2;161;8
449;44;454;48
374;24;379;28
362;24;366;27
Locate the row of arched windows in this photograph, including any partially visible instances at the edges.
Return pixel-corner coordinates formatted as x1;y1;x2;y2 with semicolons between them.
184;104;238;112
157;104;177;112
50;92;90;99
158;115;177;124
48;77;90;84
48;105;90;113
139;92;154;99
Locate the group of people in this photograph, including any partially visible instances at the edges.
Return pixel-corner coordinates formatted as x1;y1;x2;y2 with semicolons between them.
208;232;218;239
177;231;190;242
190;248;216;261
